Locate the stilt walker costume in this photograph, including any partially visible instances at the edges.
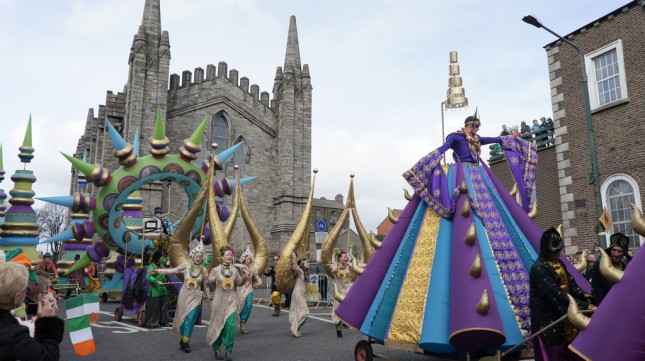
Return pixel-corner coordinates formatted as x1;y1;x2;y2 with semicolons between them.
207;246;243;361
235;248;262;334
335;110;591;355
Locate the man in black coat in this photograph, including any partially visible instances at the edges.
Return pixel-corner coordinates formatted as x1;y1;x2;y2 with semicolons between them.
529;227;595;361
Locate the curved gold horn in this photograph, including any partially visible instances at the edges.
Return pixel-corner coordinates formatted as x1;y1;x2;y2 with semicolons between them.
575;250;588;273
556;224;563;239
387;207;399;224
528;202;538;219
351;256;364;276
567;294;590;330
321;207;350;277
205;154;229;276
169;155;212;271
598;248;623;284
333;284;345;303
223;166;241;240
348;176;375;262
631;203;645;237
368;231;382;250
236;167;269;276
403;188;412;201
275;169;317;293
510;183;518;197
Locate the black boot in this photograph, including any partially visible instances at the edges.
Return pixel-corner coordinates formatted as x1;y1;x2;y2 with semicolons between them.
224;351;233;361
336;329;343;338
182;342;191;353
214;350;224;360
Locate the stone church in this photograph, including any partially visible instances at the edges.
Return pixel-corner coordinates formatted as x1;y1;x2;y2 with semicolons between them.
71;0;312;250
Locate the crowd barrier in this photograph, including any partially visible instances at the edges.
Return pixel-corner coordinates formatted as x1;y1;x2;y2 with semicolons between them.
253;273;334;309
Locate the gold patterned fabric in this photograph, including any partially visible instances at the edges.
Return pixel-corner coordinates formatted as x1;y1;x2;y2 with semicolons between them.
386;208;440;350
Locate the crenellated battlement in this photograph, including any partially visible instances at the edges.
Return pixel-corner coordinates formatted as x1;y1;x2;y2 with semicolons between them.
169;61;273;109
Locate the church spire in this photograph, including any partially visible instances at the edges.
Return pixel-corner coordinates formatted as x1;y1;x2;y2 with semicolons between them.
283;16;302;75
141;0;162;37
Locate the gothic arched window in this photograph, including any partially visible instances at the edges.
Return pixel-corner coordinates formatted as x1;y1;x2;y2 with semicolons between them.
212;115;229;155
601;175;642;248
233;137;246;176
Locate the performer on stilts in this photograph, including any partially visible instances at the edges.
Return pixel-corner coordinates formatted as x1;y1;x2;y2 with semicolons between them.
289;253;310;338
234;247;262;334
207;246;243;361
331;248;354;338
151;243;207;353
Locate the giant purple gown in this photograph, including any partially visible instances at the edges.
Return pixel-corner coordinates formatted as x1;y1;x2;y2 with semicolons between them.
335;131;590;355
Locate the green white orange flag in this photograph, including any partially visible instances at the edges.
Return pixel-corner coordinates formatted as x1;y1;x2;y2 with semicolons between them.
65;293;98;356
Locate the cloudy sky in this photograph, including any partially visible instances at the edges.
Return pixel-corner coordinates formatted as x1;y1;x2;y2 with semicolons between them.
0;0;629;231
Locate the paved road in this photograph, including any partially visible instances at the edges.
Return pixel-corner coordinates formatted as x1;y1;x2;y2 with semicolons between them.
57;300;438;361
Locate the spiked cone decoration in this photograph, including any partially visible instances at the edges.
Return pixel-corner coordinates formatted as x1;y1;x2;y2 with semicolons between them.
0;118;40;260
148;107;170;158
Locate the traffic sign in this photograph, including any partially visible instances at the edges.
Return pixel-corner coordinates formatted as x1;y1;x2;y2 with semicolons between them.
316;219;327;232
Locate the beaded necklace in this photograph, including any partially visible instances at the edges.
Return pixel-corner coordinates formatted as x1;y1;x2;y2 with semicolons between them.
220;265;233;277
189;263;203;278
462;129;481;160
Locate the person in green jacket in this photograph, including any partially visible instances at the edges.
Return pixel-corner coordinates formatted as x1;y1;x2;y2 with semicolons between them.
143;251;169;328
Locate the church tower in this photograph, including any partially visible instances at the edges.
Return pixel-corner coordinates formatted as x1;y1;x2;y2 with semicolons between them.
271;16;313;246
123;0;171;144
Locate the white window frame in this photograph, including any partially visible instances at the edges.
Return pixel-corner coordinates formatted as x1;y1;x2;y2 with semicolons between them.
600;174;643;248
585;39;628;111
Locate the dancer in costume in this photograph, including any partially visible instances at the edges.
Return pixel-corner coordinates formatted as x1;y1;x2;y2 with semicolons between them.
335;110;591;355
234;247;262;334
207;246;243;361
529;227;594;361
143;251;168;328
289;253;310;337
152;244;207;353
331;249;354;338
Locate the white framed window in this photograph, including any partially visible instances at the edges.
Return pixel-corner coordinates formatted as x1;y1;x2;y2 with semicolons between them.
600;174;643;249
585;39;628;111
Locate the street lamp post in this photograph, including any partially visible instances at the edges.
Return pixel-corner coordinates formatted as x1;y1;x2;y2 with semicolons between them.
522;14;604;246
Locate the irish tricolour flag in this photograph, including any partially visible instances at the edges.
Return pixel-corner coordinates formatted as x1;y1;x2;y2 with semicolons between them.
65;293;99;356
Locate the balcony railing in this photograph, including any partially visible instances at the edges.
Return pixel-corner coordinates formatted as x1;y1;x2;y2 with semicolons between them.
488;127;554;163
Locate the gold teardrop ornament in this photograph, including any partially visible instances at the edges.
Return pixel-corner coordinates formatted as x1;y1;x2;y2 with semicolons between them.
475;289;490;315
469;253;482;278
464;222;476;246
337;268;349;280
461;197;471;217
403;188;412;201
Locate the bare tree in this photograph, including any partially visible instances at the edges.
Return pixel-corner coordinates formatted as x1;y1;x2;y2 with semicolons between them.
36;203;70;263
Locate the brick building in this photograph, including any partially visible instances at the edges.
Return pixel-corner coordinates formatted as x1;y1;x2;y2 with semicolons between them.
493;1;645;254
71;0;312;250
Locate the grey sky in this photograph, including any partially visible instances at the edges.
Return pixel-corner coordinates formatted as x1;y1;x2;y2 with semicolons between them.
0;0;629;231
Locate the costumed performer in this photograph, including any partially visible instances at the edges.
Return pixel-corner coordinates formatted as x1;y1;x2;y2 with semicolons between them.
234;247;262;334
37;253;58;278
152;243;208;353
529;227;595;361
143;250;169;328
335;110;590;355
289;253;310;338
331;248;354;338
590;232;631;305
207;246;244;361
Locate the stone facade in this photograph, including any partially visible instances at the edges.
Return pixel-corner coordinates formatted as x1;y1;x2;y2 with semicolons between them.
542;1;645;253
71;0;312;251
